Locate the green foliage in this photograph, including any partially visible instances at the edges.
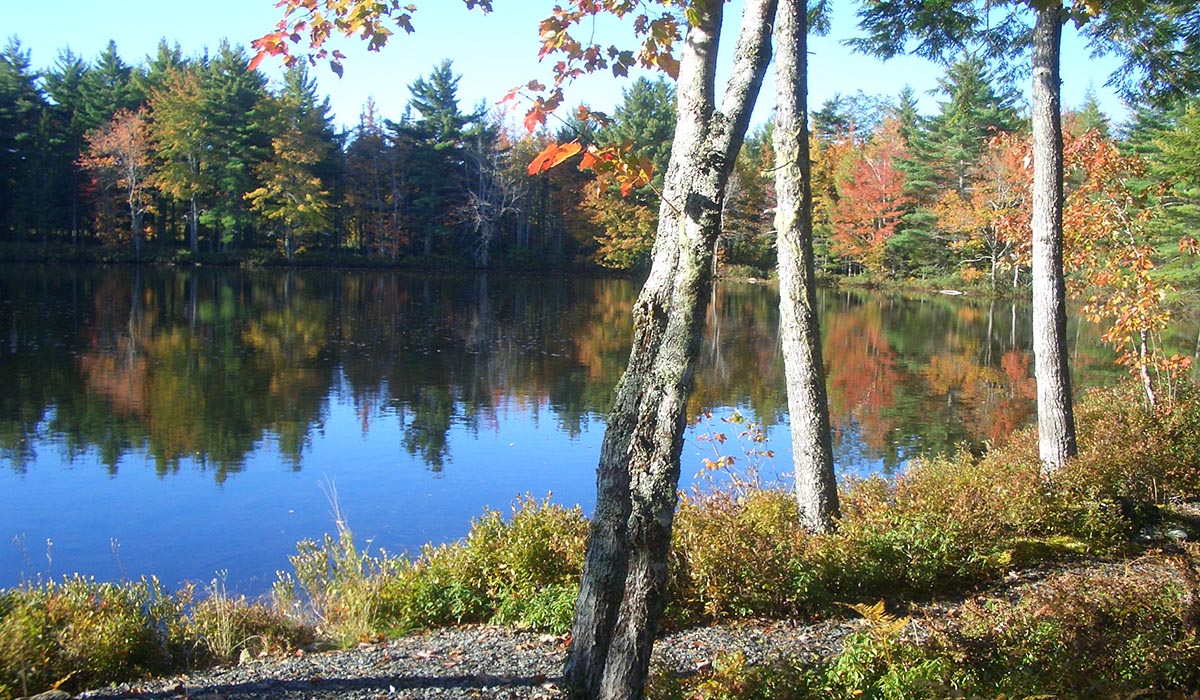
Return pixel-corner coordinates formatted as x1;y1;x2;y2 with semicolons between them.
948;562;1200;697
273;527;383;647
280;496;589;638
0;576;188;697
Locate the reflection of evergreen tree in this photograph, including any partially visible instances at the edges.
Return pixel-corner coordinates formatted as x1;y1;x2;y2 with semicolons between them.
401;386;455;471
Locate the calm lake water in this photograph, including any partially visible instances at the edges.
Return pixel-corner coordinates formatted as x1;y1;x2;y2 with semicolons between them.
0;264;1183;594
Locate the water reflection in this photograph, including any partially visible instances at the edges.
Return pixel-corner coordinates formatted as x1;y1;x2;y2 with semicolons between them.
1;266;1144;479
2;265;1180;590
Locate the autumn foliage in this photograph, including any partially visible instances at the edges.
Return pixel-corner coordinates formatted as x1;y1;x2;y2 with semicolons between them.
78;108;152;254
829;118;912;275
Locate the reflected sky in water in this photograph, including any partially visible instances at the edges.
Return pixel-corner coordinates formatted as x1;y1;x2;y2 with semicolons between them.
2;265;1185;594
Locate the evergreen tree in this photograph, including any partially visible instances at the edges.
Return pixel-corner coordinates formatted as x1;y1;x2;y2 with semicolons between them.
344;100;404;257
1064;85;1110;138
392;59;482;258
199;41;272;249
586;76;677;269
601;77;676;185
0;38;47;240
896;54;1022;276
905;54;1022;201
812;90;892;141
79;40;142;132
42;49;91;241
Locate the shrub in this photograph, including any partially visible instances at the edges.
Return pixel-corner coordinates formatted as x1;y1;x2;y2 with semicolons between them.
291;496;590;638
274;527;388;647
669;490;824;626
0;576;187;698
949;556;1200;697
1063;382;1200;503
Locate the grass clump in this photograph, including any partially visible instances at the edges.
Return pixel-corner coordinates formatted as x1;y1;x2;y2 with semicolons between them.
376;495;588;635
193;574;312;664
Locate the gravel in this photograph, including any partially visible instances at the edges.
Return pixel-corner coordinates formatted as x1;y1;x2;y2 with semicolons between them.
72;618;866;700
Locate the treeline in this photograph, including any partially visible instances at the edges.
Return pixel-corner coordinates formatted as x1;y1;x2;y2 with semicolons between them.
1;37;1198;278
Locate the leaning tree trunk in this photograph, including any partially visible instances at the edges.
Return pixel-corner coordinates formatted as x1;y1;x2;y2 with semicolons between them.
1030;1;1077;474
772;0;838;533
564;2;776;699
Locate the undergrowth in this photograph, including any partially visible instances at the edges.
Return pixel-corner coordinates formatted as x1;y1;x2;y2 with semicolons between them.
2;381;1199;699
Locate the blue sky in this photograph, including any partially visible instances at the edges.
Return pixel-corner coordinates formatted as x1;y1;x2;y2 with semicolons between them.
8;0;1127;132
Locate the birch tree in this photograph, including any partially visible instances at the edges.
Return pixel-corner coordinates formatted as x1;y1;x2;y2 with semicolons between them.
772;0;839;533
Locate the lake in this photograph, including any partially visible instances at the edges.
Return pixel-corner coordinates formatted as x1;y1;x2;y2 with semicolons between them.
0;264;1177;594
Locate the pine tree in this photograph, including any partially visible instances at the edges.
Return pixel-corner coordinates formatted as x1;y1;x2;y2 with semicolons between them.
587;76;677;269
79;41;142;132
392;59;482;258
42;49;93;241
0;38;48;240
896;54;1022;276
199;41;272;249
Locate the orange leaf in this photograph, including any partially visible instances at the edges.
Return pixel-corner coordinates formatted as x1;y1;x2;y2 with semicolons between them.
499;85;521;104
523;107;546;133
578;149;598;171
527;141;582;175
248;51;270;72
549;140;582;167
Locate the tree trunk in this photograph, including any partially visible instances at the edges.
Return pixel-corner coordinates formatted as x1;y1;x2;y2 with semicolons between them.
772;0;838;533
189;198;199;254
1030;2;1077;474
564;2;776;698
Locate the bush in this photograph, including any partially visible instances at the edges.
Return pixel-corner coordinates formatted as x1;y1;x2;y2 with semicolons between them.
669;490;824;626
1063;382;1200;503
949;557;1200;697
286;496;590;638
274;527;388;647
0;576;187;698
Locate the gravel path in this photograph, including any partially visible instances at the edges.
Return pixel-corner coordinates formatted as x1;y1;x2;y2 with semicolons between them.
73;618;864;700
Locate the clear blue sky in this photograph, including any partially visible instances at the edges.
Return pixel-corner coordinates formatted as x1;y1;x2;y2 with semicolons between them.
7;0;1127;132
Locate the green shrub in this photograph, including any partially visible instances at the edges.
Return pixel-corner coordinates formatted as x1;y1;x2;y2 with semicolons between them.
670;490;824;626
274;527;386;646
949;557;1200;697
0;576;187;698
288;496;589;638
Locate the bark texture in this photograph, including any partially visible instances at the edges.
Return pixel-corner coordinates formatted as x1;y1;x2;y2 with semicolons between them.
772;0;839;533
1030;1;1077;473
563;2;776;698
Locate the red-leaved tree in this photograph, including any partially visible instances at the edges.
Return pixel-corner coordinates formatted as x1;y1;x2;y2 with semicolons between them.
79;108;152;259
830;118;911;275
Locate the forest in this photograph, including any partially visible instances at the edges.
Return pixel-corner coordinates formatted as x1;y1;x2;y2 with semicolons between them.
1;35;1197;284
